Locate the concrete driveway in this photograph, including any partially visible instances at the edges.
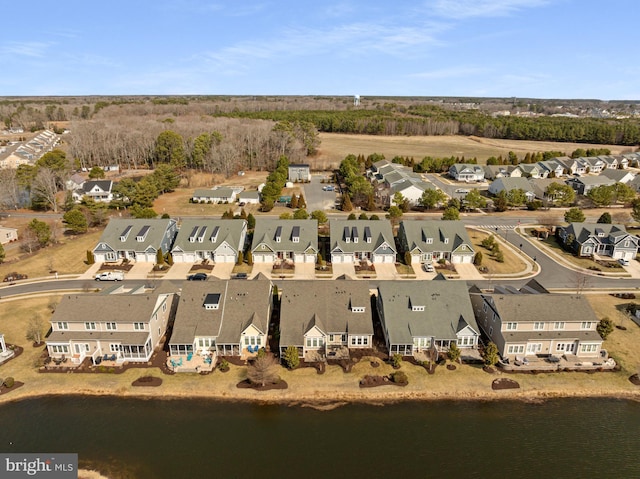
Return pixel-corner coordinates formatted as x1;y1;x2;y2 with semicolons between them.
250;262;273;279
294;262;316;279
374;263;399;280
163;262;193;280
212;262;235;279
454;263;483;280
332;263;356;279
413;264;436;280
621;259;640;279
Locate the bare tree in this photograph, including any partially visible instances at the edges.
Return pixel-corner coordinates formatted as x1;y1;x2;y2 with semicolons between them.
32;167;61;212
247;353;280;387
26;314;45;345
0;168;20;210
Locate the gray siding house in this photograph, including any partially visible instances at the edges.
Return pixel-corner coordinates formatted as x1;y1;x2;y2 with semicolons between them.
171;219;247;263
168;278;273;371
288;164;311;181
376;281;480;356
449;164;485;182
279;280;373;362
93;218;178;263
558;223;639;260
251;219;318;263
397;220;475;264
330;219;396;264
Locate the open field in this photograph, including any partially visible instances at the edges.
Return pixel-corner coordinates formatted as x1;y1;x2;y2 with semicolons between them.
312;133;630;170
0;293;638;405
0;229;102;279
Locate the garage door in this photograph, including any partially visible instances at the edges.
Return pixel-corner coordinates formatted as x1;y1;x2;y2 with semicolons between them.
294;254;304;263
305;254;315;263
215;254;234;263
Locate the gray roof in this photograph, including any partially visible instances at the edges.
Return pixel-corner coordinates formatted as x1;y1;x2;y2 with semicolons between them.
94;218;176;253
528;178;566;199
80;180;113;194
279;280;373;347
599;169;634;182
377;281;479;345
251;219;318;254
330;219;395;254
390;179;434;194
399;220;474;255
172;218;245;254
238;191;261;200
170;278;272;346
490;177;534;193
50;289;173;325
193;187;234;198
561;223;634;245
570;175;616;186
450;163;484;175
475;293;599;324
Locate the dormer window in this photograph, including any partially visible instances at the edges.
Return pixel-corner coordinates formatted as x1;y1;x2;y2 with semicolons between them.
204;293;221;310
210;226;219;243
426;238;433;244
120;225;132;242
291;226;300;243
351;306;365;313
275;226;282;243
364;226;371;244
412;305;425;311
444;238;449;244
188;226;199;243
136;225;150;242
197;226;207;243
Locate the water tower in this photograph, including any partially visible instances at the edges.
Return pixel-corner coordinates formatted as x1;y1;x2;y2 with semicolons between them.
354;95;361;106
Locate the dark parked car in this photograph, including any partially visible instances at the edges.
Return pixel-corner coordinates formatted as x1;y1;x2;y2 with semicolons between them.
3;272;28;282
187;273;208;281
234;273;248;279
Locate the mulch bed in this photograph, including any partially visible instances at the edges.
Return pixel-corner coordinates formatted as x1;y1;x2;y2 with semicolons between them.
492;378;520;390
0;381;24;396
447;364;457;371
132;376;163;387
483;366;497;374
359;375;407;388
189;264;214;272
629;374;640;386
236;379;288;391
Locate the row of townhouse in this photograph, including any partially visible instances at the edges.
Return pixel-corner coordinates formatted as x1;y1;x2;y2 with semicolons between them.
367;160;437;207
45;278;607;371
191;186;261;205
0;130;59;169
92;218;478;267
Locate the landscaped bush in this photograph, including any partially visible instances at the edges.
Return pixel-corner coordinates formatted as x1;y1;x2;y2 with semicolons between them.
391;353;403;368
283;346;300;369
3;377;15;388
218;358;230;372
389;371;408;384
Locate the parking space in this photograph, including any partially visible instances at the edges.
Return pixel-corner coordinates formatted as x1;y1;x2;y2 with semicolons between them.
621;259;640;278
211;262;235;279
374;263;399;280
293;262;315;280
249;263;273;279
413;264;436;280
163;262;193;280
453;263;483;280
332;263;356;279
126;262;154;280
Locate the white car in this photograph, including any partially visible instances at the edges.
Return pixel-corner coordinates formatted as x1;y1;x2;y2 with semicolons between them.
423;263;435;272
619;258;630;266
95;271;125;281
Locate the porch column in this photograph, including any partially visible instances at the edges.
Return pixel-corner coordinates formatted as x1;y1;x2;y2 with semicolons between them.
0;334;6;353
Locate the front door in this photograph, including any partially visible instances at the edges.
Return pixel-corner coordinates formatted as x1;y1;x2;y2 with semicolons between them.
566;342;576;354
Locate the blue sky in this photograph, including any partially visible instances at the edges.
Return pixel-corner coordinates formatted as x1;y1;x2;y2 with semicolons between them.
1;0;637;99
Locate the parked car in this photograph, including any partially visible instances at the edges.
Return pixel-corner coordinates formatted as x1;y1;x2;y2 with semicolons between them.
619;258;630;266
234;273;248;279
95;271;125;281
187;273;208;281
423;263;435;273
3;272;28;282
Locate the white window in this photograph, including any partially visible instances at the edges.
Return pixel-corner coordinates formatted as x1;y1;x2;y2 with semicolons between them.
483;302;487;312
489;326;493;336
426;238;433;244
134;322;145;330
505;322;517;331
411;305;425;312
106;322;117;330
57;322;68;330
507;345;525;354
556;343;566;352
51;345;69;354
580;343;599;353
526;343;542;354
162;302;167;312
109;344;120;353
153;314;158;322
352;306;365;313
306;337;324;348
85;322;97;330
581;322;593;330
492;312;498;322
533;322;544;330
444;238;449;244
624;240;630;247
553;321;565;330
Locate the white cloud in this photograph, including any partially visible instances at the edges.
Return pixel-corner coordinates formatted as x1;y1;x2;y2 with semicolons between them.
431;0;548;19
0;41;51;58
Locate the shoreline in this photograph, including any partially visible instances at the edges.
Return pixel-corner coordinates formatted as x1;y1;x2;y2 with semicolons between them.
1;382;639;408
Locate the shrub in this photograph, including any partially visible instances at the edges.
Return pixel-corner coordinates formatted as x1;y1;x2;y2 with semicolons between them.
86;250;95;265
256;347;267;359
597;317;614;339
283;345;300;369
495;250;505;263
3;377;15;388
474;251;483;266
218;358;229;371
482;342;499;366
389;371;408;384
447;343;461;363
391;353;403;368
481;235;495;249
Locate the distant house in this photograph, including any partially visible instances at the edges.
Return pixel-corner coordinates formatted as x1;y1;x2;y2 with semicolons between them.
629;175;640;193
470;283;604;360
288;164;311;182
279;280;373;362
578;157;605;174
168;278;272;370
251;219;318;263
557;223;639;261
376;281;480;356
448;164;485;182
488;177;535;201
389;179;436;206
93;218;178;263
510;163;545;179
66;173;85;191
599;155;618;170
237;191;261;204
329;219;396;264
0;226;18;245
565;176;615;195
171;219;247;263
71;180;114;203
483;165;511;180
599;169;635;184
556;157;587;176
47;285;175;365
397;220;475;264
537;159;565;178
192;187;237;203
528;178;567;201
